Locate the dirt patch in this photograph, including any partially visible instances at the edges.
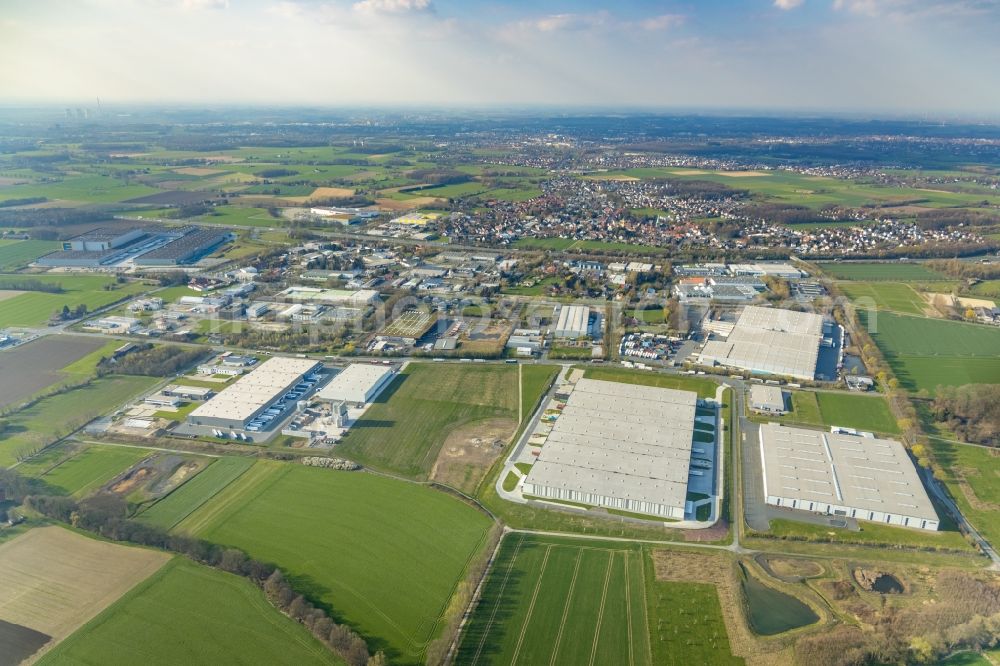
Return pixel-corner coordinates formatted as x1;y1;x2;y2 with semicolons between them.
173;167;224;177
375;196;443;211
763;557;823;580
0;526;168;662
683;519;730;542
109;466;152;494
668;169;708;176
0;289;23;302
308;187;356;200
430;417;516;494
0;335;107;410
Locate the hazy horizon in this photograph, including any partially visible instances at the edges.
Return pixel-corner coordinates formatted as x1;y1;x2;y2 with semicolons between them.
3;0;1000;116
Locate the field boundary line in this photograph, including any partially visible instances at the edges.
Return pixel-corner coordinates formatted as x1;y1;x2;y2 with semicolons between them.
471;534;524;666
638;552;652;666
587;550;615;666
548;548;583;666
624;553;634;666
175;461;284;535
510;545;552;665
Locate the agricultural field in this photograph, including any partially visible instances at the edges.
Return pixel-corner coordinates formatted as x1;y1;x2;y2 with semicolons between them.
0;335;108;409
337;363;554;480
837;281;931;315
928;439;1000;555
0;526;169;663
0;239;60;270
0;174;159;204
817;262;947;281
456;535;651;666
0;375;158;466
19;443;150;497
194;205;281;228
38;558;340;666
0;273;149;327
583;366;718;399
137;456;254;530
859;311;1000;391
647;581;744;666
178;462;492;664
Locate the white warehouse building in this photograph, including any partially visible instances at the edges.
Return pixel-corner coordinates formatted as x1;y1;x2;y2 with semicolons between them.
523;379;699;519
759;423;939;531
553;305;591;338
316;363;396;407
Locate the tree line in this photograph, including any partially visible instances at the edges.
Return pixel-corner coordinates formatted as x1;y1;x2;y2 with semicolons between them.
929;384;1000;446
97;344;209;378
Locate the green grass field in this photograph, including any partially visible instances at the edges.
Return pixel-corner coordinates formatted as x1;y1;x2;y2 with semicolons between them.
21;444;149;497
647;578;743;666
179;462;492;664
195;205;280;228
818;262;946;281
0;174;159;204
583;367;718;399
837;282;929;315
0;375;158;467
336;363;554;479
928;439;1000;555
38;558;340;665
456;535;651;666
137;457;254;530
0;239;60;270
0;274;149;327
859;311;1000;391
765;516;974;552
751;390;899;433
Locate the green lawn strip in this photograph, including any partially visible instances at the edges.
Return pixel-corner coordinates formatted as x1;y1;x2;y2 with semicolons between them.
582;367;718;399
25;444;150;497
0;375;158;467
763;517;974;553
817;262;946;281
815;392;899;434
184;464;491;664
37;557;341;665
137;457;254;530
502;471;519;492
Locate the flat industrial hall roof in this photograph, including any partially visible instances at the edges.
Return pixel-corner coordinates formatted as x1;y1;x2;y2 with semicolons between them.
759;423;937;521
316;363;394;401
188;356;320;425
525;378;698;511
700;305;826;380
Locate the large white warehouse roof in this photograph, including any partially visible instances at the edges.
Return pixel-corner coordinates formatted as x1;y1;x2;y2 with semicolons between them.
188;356;319;426
316;363;395;404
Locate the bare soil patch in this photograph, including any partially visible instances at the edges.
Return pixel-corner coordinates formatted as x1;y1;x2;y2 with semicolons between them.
764;557;823;579
308;187;356;200
667;169;707;176
430;417;516;494
0;289;23;302
0;335;106;410
375;196;442;211
0;526;169;662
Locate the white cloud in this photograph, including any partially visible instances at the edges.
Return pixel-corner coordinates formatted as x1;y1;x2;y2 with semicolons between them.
774;0;805;9
639;14;685;31
352;0;431;14
179;0;229;10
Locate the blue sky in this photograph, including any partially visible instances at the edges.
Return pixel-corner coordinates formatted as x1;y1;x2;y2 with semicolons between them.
1;0;998;115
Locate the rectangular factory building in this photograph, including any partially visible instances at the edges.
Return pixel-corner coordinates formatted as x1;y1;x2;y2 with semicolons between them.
187;356;321;430
759;423;939;530
553;305;591;339
315;363;396;407
522;379;699;519
698;306;827;381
